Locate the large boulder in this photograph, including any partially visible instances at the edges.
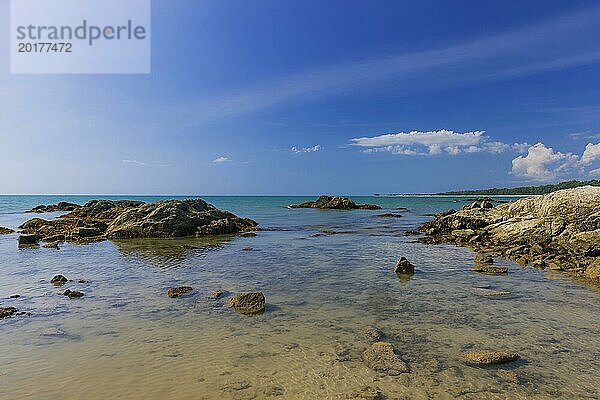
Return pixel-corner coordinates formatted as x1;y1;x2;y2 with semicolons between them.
18;199;257;244
420;187;600;280
290;195;381;210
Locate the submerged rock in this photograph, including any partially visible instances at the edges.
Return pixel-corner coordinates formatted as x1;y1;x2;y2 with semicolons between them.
19;199;258;245
18;234;39;247
63;290;84;299
290;195;381;210
208;289;225;300
394;256;415;274
0;227;15;235
463;351;520;365
362;326;385;343
474;253;494;265
375;213;403;218
471;265;509;275
50;275;68;286
27;202;81;213
242;247;254;251
471;288;512;297
419;187;600;282
361;342;408;375
167;286;193;298
228;292;266;315
241;232;257;237
0;307;17;319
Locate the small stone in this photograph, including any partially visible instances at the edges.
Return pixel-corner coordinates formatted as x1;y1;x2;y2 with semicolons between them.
474;253;494;265
471;265;508;275
208;290;224;299
361;342;408;375
394;256;415;274
241;232;257;237
242;247;254;251
78;280;88;284
63;289;84;299
9;294;20;299
0;307;17;319
167;286;193;298
463;351;520;365
228;292;266;315
375;213;403;218
50;275;69;286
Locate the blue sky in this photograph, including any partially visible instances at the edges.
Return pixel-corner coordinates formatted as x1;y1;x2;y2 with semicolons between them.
2;0;600;194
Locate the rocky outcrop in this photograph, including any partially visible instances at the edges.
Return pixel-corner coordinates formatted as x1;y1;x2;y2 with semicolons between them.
463;351;520;365
419;187;600;281
19;199;257;245
290;196;381;210
0;227;14;235
27;202;81;213
50;275;68;286
394;256;415;274
167;286;193;298
361;342;408;375
228;292;266;315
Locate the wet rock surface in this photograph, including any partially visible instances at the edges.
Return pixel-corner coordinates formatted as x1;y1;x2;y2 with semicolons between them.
471;265;509;275
228;292;266;315
0;306;18;319
474;253;494;265
419;187;600;282
0;227;15;234
361;342;409;376
50;275;69;286
463;351;520;365
19;199;257;245
394;256;415;274
26;202;81;213
375;213;403;218
290;195;381;210
167;286;193;298
63;290;84;299
18;234;39;247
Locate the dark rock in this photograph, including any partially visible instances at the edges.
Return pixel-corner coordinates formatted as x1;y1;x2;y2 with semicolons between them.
9;294;20;299
167;286;193;298
0;227;15;234
474;253;494;265
290;195;381;210
43;241;60;249
63;290;84;299
0;307;17;319
208;290;225;299
471;265;508;275
242;247;254;251
463;351;520;365
320;230;355;235
18;234;39;247
396;207;409;211
228;292;266;315
375;213;403;218
361;342;408;375
78;280;88;284
394;257;415;274
27;202;81;213
240;232;257;237
50;275;68;286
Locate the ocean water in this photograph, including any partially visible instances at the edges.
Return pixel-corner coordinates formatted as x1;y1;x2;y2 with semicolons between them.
0;195;599;400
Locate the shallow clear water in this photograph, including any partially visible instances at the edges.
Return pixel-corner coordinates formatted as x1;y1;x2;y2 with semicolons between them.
1;196;599;399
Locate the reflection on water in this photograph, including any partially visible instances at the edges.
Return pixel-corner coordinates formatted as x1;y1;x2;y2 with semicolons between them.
0;197;599;399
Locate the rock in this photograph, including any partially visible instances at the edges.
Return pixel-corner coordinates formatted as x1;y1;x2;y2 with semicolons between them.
321;230;355;235
585;259;600;281
289;195;381;210
50;275;68;286
63;290;84;299
465;197;494;210
361;342;408;375
348;386;385;400
228;292;266;315
419;187;600;282
19;199;258;244
396;207;409;211
43;241;60;249
363;326;385;343
394;257;415;274
208;290;225;299
167;286;193;298
474;253;494;265
9;294;20;299
78;280;88;284
26;202;81;213
241;232;257;237
463;351;520;365
375;213;403;218
471;288;512;297
18;234;39;247
0;227;15;234
0;307;17;319
242;247;254;251
471;265;508;275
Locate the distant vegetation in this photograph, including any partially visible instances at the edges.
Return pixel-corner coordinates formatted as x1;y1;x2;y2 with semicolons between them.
439;180;600;195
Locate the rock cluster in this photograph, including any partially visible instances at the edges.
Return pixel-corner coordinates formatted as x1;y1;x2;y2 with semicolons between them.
26;202;81;213
18;199;257;246
228;292;266;315
290;195;381;210
419;187;600;282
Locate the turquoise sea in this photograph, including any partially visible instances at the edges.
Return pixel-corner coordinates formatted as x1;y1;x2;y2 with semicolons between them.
1;195;599;399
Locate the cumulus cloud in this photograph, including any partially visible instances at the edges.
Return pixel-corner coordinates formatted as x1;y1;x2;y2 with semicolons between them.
213;156;231;163
292;145;323;154
351;130;528;156
511;142;600;181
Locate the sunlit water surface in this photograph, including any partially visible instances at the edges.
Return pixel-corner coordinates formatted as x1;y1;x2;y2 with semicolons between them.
0;196;599;399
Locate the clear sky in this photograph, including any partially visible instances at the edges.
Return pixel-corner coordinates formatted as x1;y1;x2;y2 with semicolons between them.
2;0;600;195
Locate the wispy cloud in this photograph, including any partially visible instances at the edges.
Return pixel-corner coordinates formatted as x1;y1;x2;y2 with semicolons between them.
511;142;600;181
351;130;528;156
122;159;147;166
179;4;600;124
291;145;323;154
213;156;231;163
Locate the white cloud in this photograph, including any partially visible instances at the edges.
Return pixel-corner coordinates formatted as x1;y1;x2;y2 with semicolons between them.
351;129;528;156
581;142;600;165
292;145;323;154
122;159;147;166
511;142;600;181
213;156;231;163
589;168;600;178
